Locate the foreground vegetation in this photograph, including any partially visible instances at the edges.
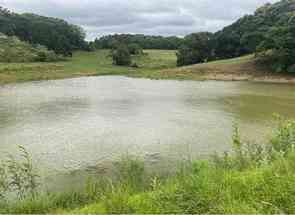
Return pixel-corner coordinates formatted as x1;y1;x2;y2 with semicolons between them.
0;118;295;214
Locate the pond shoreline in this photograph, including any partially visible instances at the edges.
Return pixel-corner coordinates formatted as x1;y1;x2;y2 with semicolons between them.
159;54;295;84
1;50;295;85
194;74;295;84
2;72;295;87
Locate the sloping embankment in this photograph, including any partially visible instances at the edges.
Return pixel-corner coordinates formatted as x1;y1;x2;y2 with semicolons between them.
160;55;295;83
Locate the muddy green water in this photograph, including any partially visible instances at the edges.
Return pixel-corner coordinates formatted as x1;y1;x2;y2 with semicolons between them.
1;76;295;189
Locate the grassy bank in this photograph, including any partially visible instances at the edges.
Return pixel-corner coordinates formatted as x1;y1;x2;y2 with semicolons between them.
1;49;295;85
161;55;295;83
0;50;177;85
1;119;295;214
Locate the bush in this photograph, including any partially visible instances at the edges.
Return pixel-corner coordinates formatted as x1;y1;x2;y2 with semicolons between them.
114;156;146;192
176;46;197;67
271;119;295;155
128;43;143;55
0;35;63;63
176;32;213;67
0;146;39;200
131;63;139;68
111;44;132;66
287;64;295;73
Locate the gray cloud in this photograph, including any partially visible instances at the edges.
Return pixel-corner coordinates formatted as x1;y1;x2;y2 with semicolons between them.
0;0;280;40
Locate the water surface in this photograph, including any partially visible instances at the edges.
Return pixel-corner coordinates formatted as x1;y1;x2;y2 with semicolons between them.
1;76;295;180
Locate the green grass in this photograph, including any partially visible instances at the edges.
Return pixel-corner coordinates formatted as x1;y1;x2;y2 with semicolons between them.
1;49;286;85
1;50;293;85
0;49;177;84
1;119;295;214
206;54;254;65
0;34;61;64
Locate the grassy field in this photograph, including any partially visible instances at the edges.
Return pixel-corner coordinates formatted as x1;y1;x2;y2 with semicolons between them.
1;49;295;85
0;50;177;85
160;55;295;83
1;119;295;214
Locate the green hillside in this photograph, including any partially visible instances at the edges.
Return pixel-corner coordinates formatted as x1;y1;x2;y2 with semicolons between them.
0;49;177;84
214;0;295;58
0;7;88;55
176;0;295;72
0;33;62;63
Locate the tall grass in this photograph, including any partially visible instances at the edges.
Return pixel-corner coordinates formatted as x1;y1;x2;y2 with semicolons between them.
1;118;295;213
0;146;38;200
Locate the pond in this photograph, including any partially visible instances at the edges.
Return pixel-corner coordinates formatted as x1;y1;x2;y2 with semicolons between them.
1;76;295;189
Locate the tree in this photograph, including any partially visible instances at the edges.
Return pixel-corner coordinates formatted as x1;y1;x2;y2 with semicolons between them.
128;43;143;55
112;44;132;66
211;0;295;60
240;32;265;53
176;32;214;66
176;46;197;66
256;26;295;73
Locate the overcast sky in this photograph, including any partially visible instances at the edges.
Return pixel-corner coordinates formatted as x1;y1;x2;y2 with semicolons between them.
0;0;279;40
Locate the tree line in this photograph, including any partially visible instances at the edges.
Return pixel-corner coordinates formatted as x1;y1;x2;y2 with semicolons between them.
0;7;90;56
96;0;295;73
176;0;295;73
94;34;184;50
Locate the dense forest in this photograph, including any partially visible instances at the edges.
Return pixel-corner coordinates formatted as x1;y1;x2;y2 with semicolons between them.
93;34;184;50
214;0;295;58
0;7;89;56
177;0;295;72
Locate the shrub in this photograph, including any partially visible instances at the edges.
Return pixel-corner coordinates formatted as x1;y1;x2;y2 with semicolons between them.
212;125;267;171
0;146;39;200
111;44;132;66
0;35;63;63
176;45;197;67
114;156;146;192
128;43;143;55
287;64;295;73
271;119;295;155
